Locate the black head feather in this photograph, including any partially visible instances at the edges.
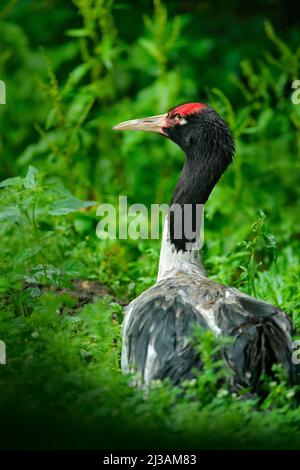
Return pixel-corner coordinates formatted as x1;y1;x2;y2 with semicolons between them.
165;106;235;251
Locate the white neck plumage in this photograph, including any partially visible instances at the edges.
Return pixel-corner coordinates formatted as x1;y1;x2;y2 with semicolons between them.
157;215;206;282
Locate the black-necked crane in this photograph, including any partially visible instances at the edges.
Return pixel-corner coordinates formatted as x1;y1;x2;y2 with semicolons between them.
114;102;298;393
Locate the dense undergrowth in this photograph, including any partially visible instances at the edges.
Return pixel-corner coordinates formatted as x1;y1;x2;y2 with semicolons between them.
0;0;300;449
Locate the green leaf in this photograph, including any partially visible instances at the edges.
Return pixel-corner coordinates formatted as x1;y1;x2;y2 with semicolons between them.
0;206;21;223
66;64;90;88
0;277;11;294
49;192;96;216
45;109;56;130
24;166;38;189
139;38;159;60
25;264;66;285
0;176;23;188
66;28;89;38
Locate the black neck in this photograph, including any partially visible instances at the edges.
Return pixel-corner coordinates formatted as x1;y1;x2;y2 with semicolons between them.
168;126;234;252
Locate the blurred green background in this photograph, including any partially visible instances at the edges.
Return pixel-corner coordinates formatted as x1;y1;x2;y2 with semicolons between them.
1;0;300;450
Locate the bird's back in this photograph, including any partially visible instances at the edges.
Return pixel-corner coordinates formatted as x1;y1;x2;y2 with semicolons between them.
121;271;298;391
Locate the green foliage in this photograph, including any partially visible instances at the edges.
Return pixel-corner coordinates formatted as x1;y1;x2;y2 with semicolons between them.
0;0;300;449
0;167;96;301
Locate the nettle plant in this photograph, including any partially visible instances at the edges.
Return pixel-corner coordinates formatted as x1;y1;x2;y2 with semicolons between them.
0;166;96;308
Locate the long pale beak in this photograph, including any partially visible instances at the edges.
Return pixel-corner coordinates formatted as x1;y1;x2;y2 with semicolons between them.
113;113;167;135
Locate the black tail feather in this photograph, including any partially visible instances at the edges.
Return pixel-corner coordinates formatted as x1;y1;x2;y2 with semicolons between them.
224;319;299;393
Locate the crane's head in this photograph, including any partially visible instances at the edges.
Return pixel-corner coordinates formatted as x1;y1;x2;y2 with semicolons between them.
113;102;234;166
114;102;235;205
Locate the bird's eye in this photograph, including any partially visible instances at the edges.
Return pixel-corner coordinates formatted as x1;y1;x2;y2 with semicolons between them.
173;113;187;126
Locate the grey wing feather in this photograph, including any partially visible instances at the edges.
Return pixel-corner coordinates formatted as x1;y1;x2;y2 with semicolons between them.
215;287;298;391
122;274;299;391
123;292;207;385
